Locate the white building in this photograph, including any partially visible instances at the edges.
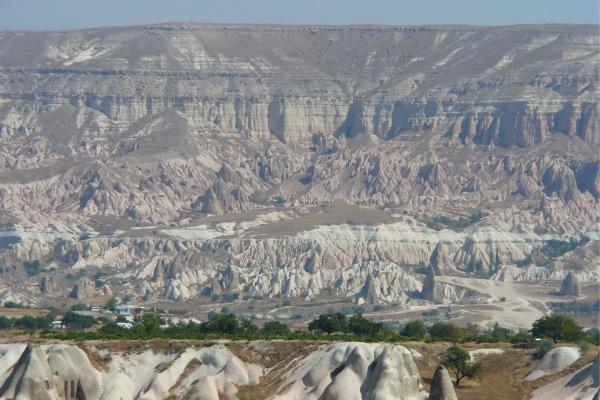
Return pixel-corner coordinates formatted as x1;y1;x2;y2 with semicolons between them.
116;322;133;329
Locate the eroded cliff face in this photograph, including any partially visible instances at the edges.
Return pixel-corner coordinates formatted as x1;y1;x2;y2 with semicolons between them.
0;24;598;147
0;23;598;308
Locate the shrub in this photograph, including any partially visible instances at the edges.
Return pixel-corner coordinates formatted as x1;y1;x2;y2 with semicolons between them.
222;293;239;302
429;322;465;342
13;314;53;330
422;309;439;318
261;321;290;335
533;339;554;359
3;301;26;309
584;328;600;345
578;340;591;354
401;320;427;340
240;319;258;334
0;316;12;329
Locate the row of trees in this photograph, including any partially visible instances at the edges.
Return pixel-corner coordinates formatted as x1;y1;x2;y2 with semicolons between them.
0;311;95;331
42;311;598;347
3;307;596;347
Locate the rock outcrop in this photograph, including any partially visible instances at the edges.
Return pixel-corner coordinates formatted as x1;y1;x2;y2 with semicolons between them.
429;243;457;276
270;342;425;400
39;276;62;296
69;277;95;299
0;344;102;400
420;266;468;304
530;352;600;400
428;366;458;400
0;23;597;310
559;271;582;296
0;343;262;400
526;347;581;381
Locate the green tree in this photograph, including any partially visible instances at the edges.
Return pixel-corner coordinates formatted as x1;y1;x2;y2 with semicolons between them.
401;320;427;340
531;315;584;343
429;322;465;342
0;316;12;330
23;260;41;276
105;297;118;311
347;314;383;335
308;313;347;335
70;303;88;311
200;313;239;334
62;311;95;330
261;321;290;335
443;345;483;386
136;314;161;337
240;318;258;334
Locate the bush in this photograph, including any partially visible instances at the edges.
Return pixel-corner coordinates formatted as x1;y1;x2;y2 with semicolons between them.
13;314;53;330
422;309;439;318
426;212;486;231
533;339;554;359
3;301;26;309
429;322;465;342
70;303;88;311
240;319;258;334
222;293;239;302
261;321;290;335
578;340;591;353
509;329;534;345
548;301;600;314
475;322;514;343
584;328;600;345
401;320;427;340
0;316;12;329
